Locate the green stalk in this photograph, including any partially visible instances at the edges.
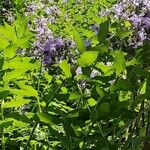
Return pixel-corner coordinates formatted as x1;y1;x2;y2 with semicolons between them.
143;109;150;149
25;81;65;150
81;122;94;150
1;99;5;150
37;55;43;112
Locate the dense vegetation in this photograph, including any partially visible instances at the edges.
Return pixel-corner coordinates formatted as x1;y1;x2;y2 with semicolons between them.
0;0;150;149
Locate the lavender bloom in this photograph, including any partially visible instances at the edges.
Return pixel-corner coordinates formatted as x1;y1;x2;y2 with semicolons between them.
76;67;82;75
113;3;124;17
42;38;67;65
43;55;52;64
90;23;99;35
53;38;64;48
130;14;143;28
142;17;150;28
84;39;91;48
138;28;146;42
102;0;150;48
43;38;63;51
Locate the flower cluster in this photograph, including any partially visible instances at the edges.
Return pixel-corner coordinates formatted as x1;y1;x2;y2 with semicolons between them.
37;37;74;65
111;0;150;47
42;38;64;64
25;0;75;65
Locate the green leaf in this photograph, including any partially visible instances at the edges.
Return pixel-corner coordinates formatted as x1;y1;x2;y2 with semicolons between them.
14;81;39;98
0;35;10;50
69;92;81;100
0;89;10;99
97;102;110;114
14;15;28;38
139;127;146;137
88;98;97;107
73;28;86;53
0;120;13;128
4;56;39;71
36;112;52;124
0;22;17;42
3;97;31;108
4;44;17;58
96;62;114;76
59;60;72;78
139;81;146;94
71;124;82;136
98;20;109;43
6;118;28;127
96;85;106;97
78;51;99;67
112;50;125;76
110;79;132;92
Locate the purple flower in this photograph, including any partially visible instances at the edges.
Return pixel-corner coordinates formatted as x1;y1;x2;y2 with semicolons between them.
43;55;52;64
41;38;65;65
113;3;123;17
43;38;63;51
142;17;150;28
84;39;91;47
90;23;99;35
53;38;63;48
138;28;146;41
130;14;142;28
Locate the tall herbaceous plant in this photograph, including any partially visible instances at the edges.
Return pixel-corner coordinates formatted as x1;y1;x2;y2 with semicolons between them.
0;0;150;149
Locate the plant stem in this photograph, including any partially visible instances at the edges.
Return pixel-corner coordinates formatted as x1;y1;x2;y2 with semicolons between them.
97;121;109;147
43;81;65;112
143;108;150;149
37;56;43;112
24;123;38;150
1;99;5;150
25;81;65;150
81;122;94;150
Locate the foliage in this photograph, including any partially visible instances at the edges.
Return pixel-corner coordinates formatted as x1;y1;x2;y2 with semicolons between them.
0;0;150;150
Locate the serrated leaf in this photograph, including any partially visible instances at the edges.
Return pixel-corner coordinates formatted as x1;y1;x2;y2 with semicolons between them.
4;44;17;58
96;85;106;97
98;20;109;43
36;112;52;124
73;28;86;53
112;50;125;76
96;62;114;76
59;60;72;78
4;56;39;71
14;82;39;98
0;120;13;128
0;35;10;50
3;97;31;108
14;15;28;38
0;22;17;42
78;51;99;67
0;89;10;99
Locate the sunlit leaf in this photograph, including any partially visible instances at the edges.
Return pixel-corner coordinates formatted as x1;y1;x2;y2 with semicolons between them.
59;60;72;78
78;51;99;67
73;28;86;53
112;50;125;76
36;112;52;124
